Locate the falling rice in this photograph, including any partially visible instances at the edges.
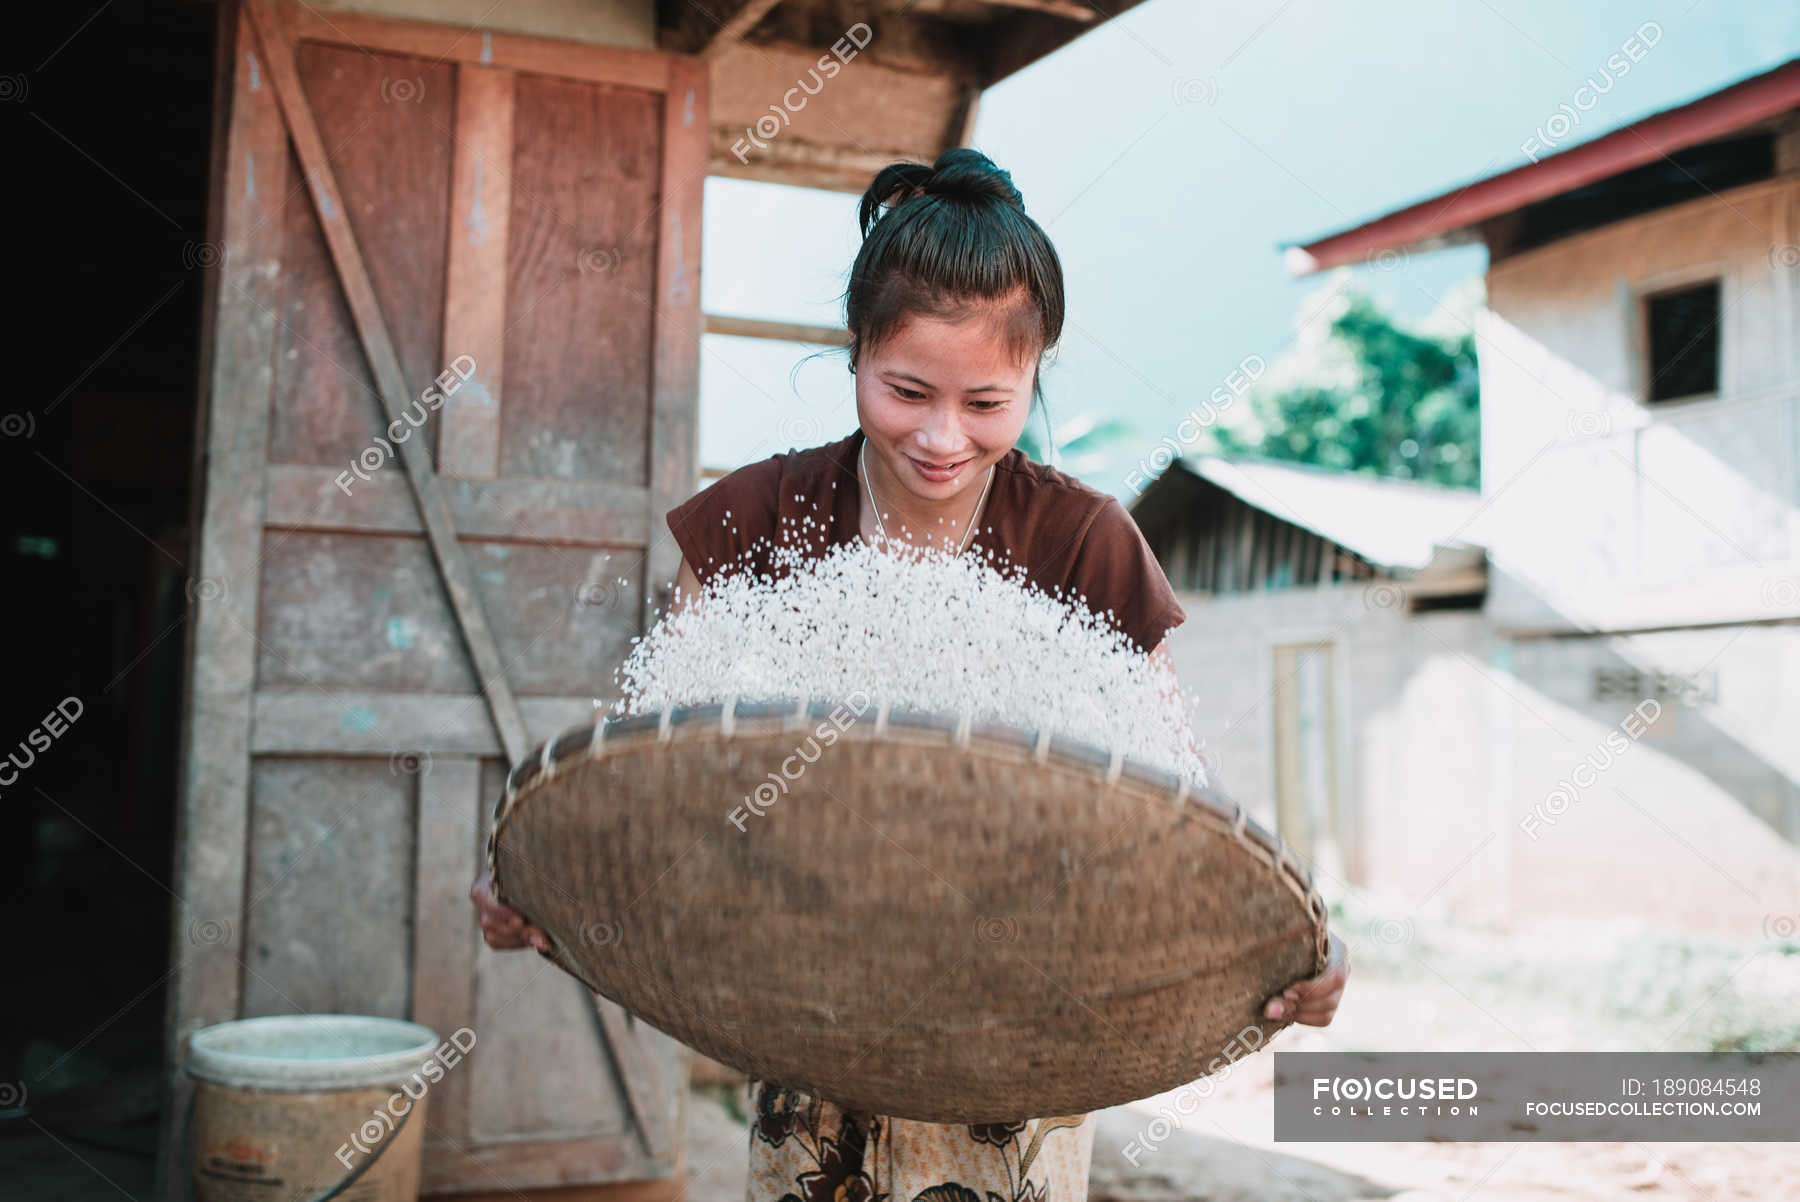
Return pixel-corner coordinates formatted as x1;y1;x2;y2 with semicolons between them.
607;525;1211;789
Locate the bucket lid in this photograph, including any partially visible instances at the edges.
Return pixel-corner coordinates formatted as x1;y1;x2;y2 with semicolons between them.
187;1014;446;1092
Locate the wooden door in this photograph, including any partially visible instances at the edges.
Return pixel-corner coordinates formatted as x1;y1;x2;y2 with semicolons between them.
1273;641;1341;876
161;1;704;1195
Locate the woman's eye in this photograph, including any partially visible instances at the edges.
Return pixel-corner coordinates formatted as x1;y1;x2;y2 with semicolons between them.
892;386;925;401
969;400;1005;412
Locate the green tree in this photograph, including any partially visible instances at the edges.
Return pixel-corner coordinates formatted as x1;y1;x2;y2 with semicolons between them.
1214;273;1481;488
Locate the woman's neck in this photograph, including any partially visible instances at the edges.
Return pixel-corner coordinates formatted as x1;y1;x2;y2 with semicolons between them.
858;435;993;552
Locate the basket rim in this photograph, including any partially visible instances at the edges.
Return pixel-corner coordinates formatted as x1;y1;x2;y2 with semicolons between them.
486;696;1331;978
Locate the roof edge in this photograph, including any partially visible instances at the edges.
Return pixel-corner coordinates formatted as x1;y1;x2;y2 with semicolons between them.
1286;56;1800;276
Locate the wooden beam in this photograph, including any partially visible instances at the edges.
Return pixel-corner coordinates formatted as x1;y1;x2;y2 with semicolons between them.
702;14;985;81
252;692;602;756
703;313;850;345
280;0;671;92
647;55;708;620
984;0;1153;84
709;136;906;192
412;758;482;1144
699;0;787;58
263;465;651;546
980;0;1099;21
439;63;513;479
157;3;285;1192
949;80;982;148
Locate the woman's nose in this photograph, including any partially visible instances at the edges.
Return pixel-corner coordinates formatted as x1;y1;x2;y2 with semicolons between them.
914;405;966;456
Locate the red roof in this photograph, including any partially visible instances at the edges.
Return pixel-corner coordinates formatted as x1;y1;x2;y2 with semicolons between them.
1284;56;1800;275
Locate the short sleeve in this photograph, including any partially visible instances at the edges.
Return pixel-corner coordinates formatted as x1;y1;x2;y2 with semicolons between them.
1063;496;1186;654
665;455;783;586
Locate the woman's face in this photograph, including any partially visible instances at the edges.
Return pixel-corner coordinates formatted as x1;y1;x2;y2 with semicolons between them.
854;305;1036;506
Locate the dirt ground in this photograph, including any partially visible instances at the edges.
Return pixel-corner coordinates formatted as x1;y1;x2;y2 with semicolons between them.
680;906;1800;1202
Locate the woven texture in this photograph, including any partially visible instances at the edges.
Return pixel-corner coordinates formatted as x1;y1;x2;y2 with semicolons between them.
488;697;1329;1125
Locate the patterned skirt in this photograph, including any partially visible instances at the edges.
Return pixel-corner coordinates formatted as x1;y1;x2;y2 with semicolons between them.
744;1076;1096;1202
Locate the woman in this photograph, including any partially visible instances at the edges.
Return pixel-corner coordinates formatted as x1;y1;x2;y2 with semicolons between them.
472;148;1348;1202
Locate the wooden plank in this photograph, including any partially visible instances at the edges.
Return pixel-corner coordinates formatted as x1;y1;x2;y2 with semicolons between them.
983;0;1100;19
711;137;908;193
710;10;989;80
1236;501;1256;592
1250;511;1268;590
440;64;514;479
243;757;416;1016
248;0;531;766
648;56;707;618
279;0;671;93
1165;519;1189;589
265;40;454;468
252;692;599;756
255;533;642;695
158;4;287;1195
590;997;670;1161
708;38;963;163
502;72;660;485
949;79;982;148
414;757;482;1145
1216;498;1234;593
422;1133;680;1194
265;463;650;544
469;763;633;1153
703;312;849;346
985;1;1154;84
696;0;785;58
426;1177;689;1202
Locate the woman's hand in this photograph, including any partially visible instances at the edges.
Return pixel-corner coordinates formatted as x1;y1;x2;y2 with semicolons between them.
470;864;552;954
1264;931;1347;1026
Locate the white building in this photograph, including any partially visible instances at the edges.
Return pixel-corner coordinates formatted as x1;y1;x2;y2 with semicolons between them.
1148;59;1800;936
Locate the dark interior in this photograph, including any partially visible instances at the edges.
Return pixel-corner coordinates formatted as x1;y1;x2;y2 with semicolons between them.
3;0;215;1182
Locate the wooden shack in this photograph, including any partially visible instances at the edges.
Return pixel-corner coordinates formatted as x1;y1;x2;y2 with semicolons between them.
164;1;1150;1197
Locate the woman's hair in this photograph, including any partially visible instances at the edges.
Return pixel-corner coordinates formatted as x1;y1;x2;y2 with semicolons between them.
838;148;1065;439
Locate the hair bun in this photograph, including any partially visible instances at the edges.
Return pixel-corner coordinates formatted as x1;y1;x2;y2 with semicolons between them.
924;148;1024;210
858;149;1025;236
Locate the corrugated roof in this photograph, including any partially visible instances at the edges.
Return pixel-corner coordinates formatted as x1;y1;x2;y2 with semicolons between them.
1172;454;1484;571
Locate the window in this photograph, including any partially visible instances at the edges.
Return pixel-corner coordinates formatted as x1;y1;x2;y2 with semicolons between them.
1644;279;1720;402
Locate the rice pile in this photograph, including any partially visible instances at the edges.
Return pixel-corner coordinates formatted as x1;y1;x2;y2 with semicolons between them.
607;530;1210;789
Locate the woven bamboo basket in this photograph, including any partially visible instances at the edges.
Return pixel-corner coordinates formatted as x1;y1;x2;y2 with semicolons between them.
487;696;1330;1124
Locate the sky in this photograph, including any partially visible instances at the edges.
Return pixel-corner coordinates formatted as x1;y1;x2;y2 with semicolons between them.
695;0;1800;500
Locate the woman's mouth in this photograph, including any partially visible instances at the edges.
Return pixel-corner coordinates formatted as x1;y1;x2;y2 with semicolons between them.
907;454;973;482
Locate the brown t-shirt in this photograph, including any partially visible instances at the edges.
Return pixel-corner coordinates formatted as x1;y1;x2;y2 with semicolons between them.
665;427;1186;654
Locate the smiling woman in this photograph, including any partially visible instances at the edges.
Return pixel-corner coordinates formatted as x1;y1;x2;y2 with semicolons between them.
469;144;1349;1202
661;149;1187;1202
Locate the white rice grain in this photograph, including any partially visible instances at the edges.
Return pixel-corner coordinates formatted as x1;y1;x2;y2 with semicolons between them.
608;530;1210;788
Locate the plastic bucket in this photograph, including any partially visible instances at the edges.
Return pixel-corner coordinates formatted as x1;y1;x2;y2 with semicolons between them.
187;1014;456;1202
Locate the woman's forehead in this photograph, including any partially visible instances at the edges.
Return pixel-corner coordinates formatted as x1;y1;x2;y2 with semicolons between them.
875;310;1036;383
